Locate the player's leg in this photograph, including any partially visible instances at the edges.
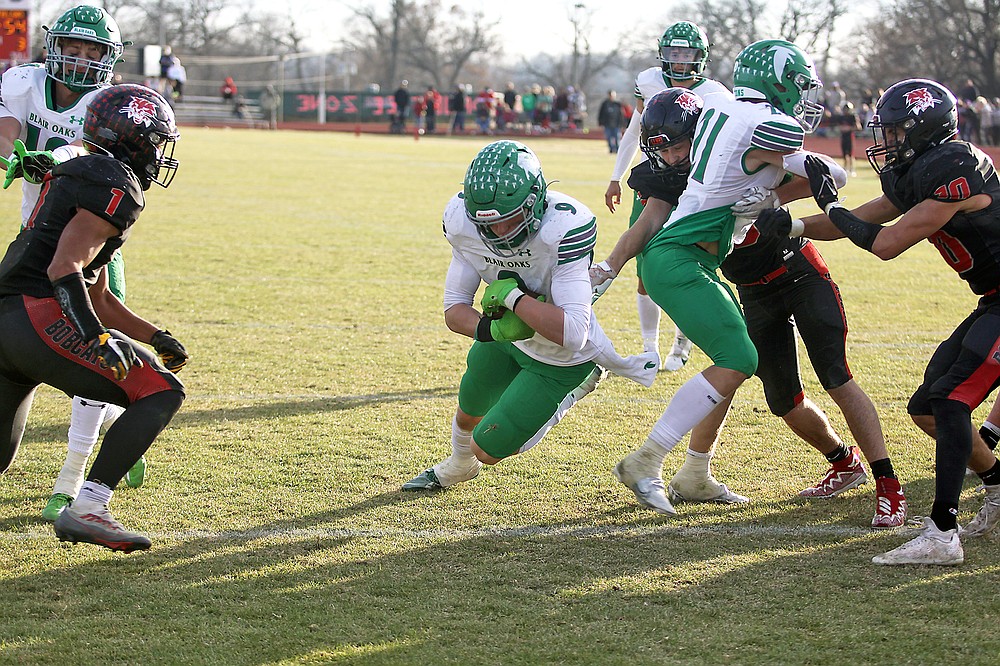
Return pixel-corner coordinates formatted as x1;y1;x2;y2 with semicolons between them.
667;393;749;504
404;341;522;490
615;245;755;514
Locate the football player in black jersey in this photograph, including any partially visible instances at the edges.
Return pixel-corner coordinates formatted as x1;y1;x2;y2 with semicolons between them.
592;88;906;528
784;78;1000;565
0;84;187;552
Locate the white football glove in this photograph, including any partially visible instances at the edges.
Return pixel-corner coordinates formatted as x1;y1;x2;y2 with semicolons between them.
590;260;617;303
731;186;779;219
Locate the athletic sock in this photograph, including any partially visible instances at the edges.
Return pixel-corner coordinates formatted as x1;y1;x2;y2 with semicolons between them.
980;422;1000;451
637;293;661;352
76;480;113;508
871;457;897;480
929;501;959;533
825;443;850;464
978;459;1000;487
51;449;90;498
642;373;725;460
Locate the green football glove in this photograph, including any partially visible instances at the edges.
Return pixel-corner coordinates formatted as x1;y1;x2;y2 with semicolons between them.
481;278;525;316
475;309;536;343
0;139;58;189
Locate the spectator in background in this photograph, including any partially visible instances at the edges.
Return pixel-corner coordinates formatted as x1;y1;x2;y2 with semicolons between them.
992;98;1000;146
412;93;426;133
837;101;861;175
260;84;281;130
959;99;978;142
959;78;980;103
424;86;440;134
159;46;174;94
973;96;992;145
568;86;586;130
166;56;186;101
220;76;237;101
474;87;494;134
502;82;518;131
597;90;624;153
554;87;570;130
521;84;537;132
537;85;554;131
450;84;466;134
392;80;410;133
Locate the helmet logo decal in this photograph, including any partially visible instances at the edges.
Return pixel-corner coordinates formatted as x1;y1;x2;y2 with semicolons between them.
676;91;700;116
769;44;796;81
903;88;941;116
121;96;158;127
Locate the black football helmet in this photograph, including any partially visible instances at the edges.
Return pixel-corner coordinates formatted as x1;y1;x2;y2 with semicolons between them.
83;84;179;189
640;88;703;176
866;78;958;174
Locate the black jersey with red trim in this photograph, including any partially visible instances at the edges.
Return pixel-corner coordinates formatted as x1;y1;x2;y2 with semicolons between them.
626;160;686;207
722;225;808;285
881;140;1000;295
0;154;144;299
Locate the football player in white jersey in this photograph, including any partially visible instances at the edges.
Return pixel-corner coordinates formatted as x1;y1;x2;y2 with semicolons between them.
0;5;152;521
604;40;851;516
403;140;657;491
604;21;730;373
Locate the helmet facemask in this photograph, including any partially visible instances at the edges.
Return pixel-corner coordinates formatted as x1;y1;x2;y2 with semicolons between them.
659;46;705;81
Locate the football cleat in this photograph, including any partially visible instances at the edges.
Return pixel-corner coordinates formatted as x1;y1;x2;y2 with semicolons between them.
53;501;151;553
402;468;445;491
872;517;963;566
662;332;692;372
612;452;676;515
41;493;73;522
402;457;482;491
124;456;147;488
668;474;750;504
871;477;907;529
798;446;868;498
960;484;1000;538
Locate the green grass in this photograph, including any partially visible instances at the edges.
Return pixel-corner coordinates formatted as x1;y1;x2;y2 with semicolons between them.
0;129;998;665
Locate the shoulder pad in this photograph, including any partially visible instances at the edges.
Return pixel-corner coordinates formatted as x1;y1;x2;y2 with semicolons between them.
540;192;597;265
442;192;468;238
913;142;988;202
751;119;805;153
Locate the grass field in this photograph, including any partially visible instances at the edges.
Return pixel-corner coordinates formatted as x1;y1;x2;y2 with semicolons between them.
1;129;998;665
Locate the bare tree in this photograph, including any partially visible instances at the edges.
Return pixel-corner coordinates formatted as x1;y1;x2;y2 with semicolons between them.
520;4;622;92
402;2;501;91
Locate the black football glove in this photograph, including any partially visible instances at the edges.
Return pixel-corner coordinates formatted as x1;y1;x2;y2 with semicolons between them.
805;154;840;212
151;329;189;373
754;207;792;238
94;332;142;380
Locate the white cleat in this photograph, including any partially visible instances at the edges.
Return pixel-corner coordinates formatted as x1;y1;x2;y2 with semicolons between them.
612;452;676;515
662;333;692;372
872;517;964;566
960;485;1000;538
668;474;750;504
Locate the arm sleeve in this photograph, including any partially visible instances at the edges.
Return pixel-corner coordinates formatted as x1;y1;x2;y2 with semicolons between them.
783;151;849;187
442;247;481;311
610;109;642;181
549;260;592;351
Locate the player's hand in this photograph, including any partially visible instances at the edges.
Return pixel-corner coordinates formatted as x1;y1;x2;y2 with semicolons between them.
94;331;143;380
489;309;535;342
605;181;622;213
590;260;617;303
805;154;841;212
150;329;189;373
0;139;57;189
731;186;778;219
753;207;793;239
481;277;523;316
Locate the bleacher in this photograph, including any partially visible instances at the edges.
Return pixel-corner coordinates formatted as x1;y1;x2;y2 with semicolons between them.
169;94;264;128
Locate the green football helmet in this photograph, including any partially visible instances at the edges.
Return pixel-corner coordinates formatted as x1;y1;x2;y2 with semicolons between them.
45;5;125;92
657;21;710;81
463;140;547;258
732;39;824;133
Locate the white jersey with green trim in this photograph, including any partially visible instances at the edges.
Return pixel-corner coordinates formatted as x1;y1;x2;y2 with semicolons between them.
442;189;602;366
0;64;103;224
662;96;804;247
633;67;731;105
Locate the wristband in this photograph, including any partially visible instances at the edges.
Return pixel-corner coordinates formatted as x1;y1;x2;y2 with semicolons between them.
474;316;495;342
789;218;805;238
503;287;526;311
824;201;844;217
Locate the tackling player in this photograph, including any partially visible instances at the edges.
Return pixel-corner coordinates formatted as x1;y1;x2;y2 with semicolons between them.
603;21;731;373
783;78;1000;564
403;140;657;491
0;5;151;521
0;84;186;552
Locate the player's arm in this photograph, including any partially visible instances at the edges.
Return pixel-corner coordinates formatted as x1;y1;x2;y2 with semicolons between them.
0;116;22;157
512;261;591;349
88;267;158;342
603;196;670;274
442;248;485;338
800;196;901;240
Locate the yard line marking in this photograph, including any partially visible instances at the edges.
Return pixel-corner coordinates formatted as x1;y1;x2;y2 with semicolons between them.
3;522;889;542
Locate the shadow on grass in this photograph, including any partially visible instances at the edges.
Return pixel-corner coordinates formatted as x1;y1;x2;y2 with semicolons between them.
3;475;999;665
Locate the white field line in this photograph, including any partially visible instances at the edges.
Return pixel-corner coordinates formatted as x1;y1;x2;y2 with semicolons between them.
3;522;890;542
